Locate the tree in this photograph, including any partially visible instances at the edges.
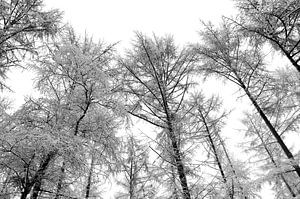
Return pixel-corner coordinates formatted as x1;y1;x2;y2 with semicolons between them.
0;98;60;199
195;20;300;186
32;29;121;198
242;112;300;198
235;0;300;73
115;135;156;199
186;92;256;198
0;0;62;89
119;33;199;199
0;28;121;199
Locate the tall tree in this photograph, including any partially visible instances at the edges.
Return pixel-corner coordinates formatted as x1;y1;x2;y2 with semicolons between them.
31;29;121;198
119;33;199;199
195;20;300;185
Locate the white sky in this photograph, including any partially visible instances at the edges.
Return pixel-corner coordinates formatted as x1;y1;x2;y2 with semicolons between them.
3;0;278;198
44;0;236;48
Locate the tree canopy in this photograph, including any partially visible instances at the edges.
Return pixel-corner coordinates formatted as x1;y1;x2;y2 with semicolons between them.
1;0;300;198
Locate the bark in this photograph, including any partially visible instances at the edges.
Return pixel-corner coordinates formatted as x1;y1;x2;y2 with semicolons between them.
167;119;191;199
161;79;191;199
242;84;300;178
171;165;180;199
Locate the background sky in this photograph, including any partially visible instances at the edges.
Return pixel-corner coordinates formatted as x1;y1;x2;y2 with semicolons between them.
4;0;278;198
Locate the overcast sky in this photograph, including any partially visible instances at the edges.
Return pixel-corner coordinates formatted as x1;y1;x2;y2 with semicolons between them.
44;0;236;48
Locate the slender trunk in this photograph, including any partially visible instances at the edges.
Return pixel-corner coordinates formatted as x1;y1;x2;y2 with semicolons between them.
282;50;300;74
54;161;66;199
252;124;297;197
218;134;247;199
167;119;191;199
129;158;134;199
161;84;191;199
30;150;57;199
242;85;300;178
198;109;233;198
85;154;95;199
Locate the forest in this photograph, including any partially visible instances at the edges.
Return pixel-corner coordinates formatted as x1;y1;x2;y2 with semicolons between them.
0;0;300;198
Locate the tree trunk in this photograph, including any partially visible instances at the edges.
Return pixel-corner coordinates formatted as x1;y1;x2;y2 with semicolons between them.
171;165;180;199
160;80;191;199
243;86;300;178
30;150;57;199
199;109;233;198
129;156;134;199
30;180;42;199
251;122;297;197
85;155;95;199
167;119;191;199
20;187;31;199
218;133;247;199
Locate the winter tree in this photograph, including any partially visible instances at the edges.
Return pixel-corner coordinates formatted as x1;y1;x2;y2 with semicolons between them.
195;20;300;193
119;33;199;199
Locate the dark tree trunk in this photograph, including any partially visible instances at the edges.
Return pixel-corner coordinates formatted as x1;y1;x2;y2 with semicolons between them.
20;187;31;199
30;180;42;199
199;109;233;198
167;119;191;199
30;150;57;199
242;85;300;178
252;123;297;197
